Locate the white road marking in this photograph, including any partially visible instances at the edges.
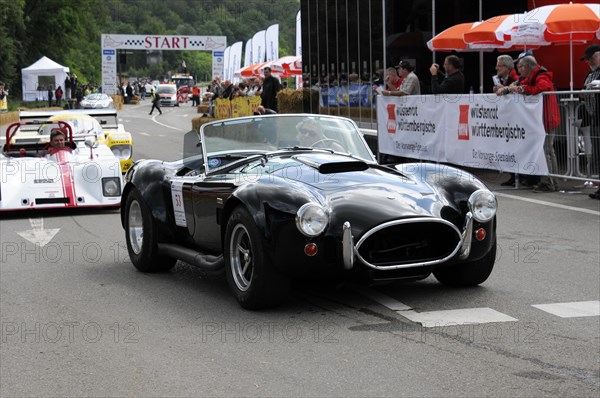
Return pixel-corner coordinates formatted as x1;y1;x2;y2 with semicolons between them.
355;287;412;311
532;301;600;318
400;308;518;328
494;192;600;216
16;218;60;247
139;132;150;136
359;288;517;327
149;115;185;131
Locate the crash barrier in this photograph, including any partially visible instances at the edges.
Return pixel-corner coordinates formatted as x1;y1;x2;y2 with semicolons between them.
375;91;600;183
550;90;600;183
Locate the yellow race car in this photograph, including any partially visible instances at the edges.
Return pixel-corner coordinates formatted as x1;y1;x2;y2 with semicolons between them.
19;109;133;173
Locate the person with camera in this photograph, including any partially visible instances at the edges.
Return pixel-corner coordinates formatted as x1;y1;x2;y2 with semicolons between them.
430;55;465;94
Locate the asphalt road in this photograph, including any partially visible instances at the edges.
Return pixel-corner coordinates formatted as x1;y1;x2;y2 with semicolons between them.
1;102;599;397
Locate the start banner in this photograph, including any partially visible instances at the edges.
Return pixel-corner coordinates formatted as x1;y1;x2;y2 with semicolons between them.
377;94;548;175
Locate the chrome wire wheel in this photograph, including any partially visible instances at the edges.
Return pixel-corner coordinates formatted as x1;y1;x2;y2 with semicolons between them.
128;200;144;255
229;223;254;292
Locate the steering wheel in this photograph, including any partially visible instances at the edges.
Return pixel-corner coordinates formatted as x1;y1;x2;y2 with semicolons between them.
310;138;345;151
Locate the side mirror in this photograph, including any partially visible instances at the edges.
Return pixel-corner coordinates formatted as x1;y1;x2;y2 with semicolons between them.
85;137;99;149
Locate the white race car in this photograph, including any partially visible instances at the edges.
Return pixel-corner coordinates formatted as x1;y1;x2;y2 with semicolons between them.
0;119;123;211
19;110;134;173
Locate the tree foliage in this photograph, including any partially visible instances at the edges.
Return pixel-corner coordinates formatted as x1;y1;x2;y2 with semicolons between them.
0;0;300;95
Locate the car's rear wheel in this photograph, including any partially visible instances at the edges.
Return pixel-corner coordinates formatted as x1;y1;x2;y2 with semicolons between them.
125;189;176;272
433;241;496;287
224;206;290;309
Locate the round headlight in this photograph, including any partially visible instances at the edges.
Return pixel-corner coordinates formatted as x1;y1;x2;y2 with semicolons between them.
295;203;329;237
102;178;121;196
120;146;131;159
111;148;121;157
468;189;497;222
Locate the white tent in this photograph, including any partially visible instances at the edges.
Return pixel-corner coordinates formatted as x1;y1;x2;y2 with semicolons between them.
21;56;70;101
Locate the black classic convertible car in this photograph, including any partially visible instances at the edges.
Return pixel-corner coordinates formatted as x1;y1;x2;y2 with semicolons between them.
121;114;498;309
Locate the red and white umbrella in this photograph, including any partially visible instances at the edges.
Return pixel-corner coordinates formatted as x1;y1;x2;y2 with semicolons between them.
262;55;302;77
427;22;483;51
463;13;537;50
507;3;600;45
506;3;600;90
236;61;271;78
236;57;302;79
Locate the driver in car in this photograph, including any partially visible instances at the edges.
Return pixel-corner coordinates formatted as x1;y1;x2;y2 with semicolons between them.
47;127;72;155
296;119;345;152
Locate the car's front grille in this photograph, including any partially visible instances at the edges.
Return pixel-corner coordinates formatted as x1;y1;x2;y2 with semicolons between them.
355;218;462;269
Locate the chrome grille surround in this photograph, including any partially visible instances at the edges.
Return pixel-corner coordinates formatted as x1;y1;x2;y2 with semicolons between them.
354;217;463;270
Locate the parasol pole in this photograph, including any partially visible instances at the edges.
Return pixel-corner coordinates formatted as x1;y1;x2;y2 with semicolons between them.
432;0;436;64
479;0;483;93
570;32;574;93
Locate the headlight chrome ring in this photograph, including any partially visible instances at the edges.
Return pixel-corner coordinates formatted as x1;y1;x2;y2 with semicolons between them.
468;189;497;223
295;203;329;237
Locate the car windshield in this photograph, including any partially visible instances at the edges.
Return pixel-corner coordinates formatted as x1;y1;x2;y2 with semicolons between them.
85;94;106;101
173;78;193;88
198;115;375;173
157;85;176;94
39;114;104;138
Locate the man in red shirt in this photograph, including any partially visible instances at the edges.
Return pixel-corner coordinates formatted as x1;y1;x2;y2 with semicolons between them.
500;55;560;193
192;85;200;106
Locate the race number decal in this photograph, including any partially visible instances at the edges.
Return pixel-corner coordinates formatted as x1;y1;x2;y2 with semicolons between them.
171;181;187;227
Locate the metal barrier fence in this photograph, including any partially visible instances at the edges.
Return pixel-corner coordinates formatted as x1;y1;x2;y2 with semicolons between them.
547;90;600;183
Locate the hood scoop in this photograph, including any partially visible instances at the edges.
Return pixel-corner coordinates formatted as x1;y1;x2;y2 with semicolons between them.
294;154;369;174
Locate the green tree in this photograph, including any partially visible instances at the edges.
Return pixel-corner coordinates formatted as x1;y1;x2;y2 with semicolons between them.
0;0;26;89
2;0;300;99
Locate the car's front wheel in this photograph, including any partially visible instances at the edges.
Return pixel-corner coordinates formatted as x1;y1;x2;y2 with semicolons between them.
124;189;176;272
433;241;496;287
224;206;290;309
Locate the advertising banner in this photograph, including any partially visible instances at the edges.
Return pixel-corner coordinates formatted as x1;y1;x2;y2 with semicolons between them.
377;94;548;174
444;94;547;175
214;98;231;119
212;51;224;80
101;49;118;96
213;97;262;120
101;34;227;95
377;95;447;162
231;96;250;118
229;41;243;83
265;24;279;62
252;30;266;65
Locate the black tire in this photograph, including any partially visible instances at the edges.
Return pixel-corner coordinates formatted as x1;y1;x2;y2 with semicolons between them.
124;189;176;272
224;206;290;310
433;241;496;287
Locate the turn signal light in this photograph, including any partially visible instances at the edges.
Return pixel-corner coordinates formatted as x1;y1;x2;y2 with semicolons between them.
475;228;486;241
304;243;318;256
